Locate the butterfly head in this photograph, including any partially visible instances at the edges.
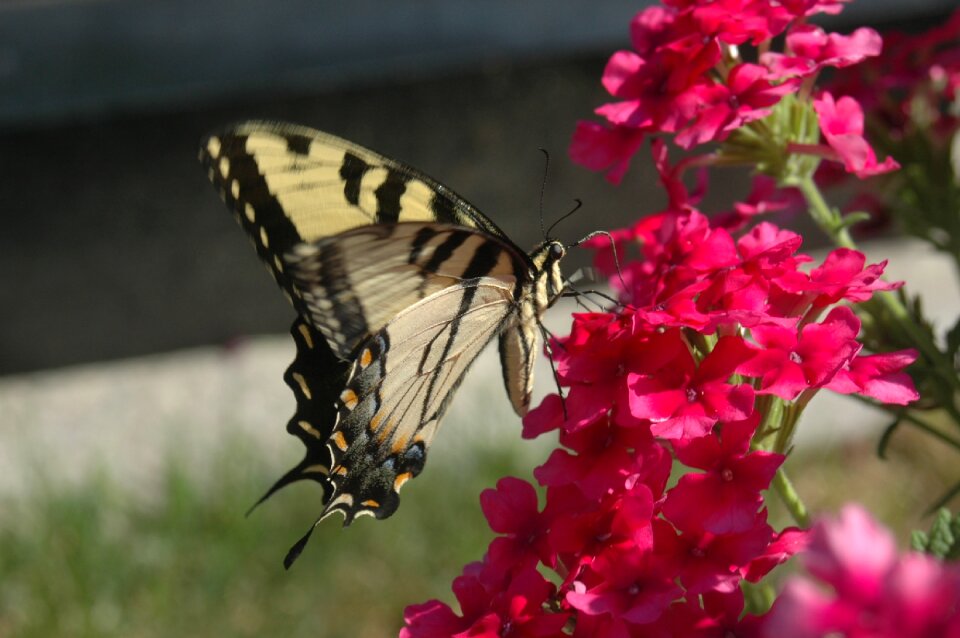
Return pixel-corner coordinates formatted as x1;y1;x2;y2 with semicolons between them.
530;239;567;311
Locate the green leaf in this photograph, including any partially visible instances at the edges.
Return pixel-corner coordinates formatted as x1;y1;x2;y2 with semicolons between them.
836;211;872;230
913;508;960;560
911;530;930;552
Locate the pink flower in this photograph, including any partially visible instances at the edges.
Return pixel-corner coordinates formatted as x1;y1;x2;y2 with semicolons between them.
656;511;775;594
595;47;714;133
826;349;919;405
814;92;900;178
737;306;862;400
760;505;960;638
743;527;809;582
569;121;646;184
480;477;556;576
691;0;794;45
628;335;756;440
567;543;683;629
663;416;784;535
401;563;569;638
764;25;882;78
675;64;800;148
713;175;803;230
535;414;666;501
803;248;902;308
787;24;882;70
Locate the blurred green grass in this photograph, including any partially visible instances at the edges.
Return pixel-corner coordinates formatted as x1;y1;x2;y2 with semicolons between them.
0;438;536;638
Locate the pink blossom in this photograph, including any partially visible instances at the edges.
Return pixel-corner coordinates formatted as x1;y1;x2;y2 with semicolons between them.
675;64;801;148
401;563;569;638
569;120;646;184
567;543;683;628
760;505;960;638
691;0;794;45
480;477;555;576
737;306;862;400
803;248;902;307
787;24;882;70
664;416;784;535
628;335;756;440
814;91;900;178
826;349;920;405
713;175;803;230
656;511;775;594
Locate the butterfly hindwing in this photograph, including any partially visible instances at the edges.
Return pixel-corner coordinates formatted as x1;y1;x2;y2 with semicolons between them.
248;318;347;511
319;277;518;523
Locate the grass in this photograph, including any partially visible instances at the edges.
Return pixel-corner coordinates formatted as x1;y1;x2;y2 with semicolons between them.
0;438;535;638
0;417;954;638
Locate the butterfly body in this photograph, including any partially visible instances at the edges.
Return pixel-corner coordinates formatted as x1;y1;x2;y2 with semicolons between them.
199;121;565;565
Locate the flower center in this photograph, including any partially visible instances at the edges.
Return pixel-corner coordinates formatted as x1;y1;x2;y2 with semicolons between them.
721;468;734;482
789;351;802;364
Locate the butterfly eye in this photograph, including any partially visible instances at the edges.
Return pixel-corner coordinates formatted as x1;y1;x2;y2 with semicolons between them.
550;243;565;259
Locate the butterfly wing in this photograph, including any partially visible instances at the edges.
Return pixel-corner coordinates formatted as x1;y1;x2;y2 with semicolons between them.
198;120;527;313
282;275;519;567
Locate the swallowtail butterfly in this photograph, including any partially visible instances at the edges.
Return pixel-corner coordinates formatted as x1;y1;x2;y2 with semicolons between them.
199;121;567;567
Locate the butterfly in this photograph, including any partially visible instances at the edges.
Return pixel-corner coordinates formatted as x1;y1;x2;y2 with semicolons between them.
199;121;569;567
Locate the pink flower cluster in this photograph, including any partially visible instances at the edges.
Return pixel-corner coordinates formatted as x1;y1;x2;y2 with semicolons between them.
763;505;960;638
401;190;918;636
570;0;899;183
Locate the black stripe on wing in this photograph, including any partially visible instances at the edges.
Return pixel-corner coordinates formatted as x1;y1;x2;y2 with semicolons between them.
199;131;313;316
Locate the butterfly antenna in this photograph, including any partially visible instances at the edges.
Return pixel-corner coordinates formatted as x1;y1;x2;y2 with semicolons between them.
537;320;568;419
547;199;583;239
538;148;551;240
571;230;629;296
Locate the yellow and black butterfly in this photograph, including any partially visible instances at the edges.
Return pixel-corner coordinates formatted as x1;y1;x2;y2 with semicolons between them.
199;121;568;567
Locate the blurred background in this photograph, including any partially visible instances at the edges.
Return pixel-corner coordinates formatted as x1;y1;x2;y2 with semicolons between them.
1;1;958;636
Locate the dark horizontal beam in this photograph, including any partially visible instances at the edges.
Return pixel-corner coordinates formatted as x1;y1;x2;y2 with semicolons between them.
0;0;954;126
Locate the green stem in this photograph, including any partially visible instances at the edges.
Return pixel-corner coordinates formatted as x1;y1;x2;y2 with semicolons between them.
793;174;854;248
772;468;810;528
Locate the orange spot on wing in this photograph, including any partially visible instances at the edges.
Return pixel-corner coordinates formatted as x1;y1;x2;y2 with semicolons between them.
393;472;413;492
360;348;373;369
339;389;358;410
361;499;380;508
332;431;348;452
391;436;409;455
